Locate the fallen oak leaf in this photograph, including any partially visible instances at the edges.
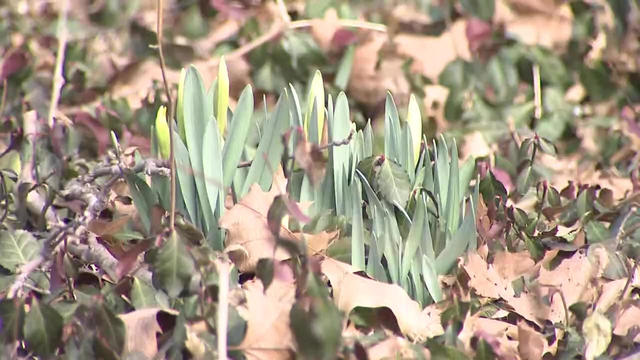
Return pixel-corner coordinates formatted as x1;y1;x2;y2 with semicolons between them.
613;305;640;343
119;307;178;359
462;253;548;326
220;183;297;272
295;231;340;255
320;257;443;341
458;315;519;359
220;173;320;272
517;319;548;360
583;310;612;360
232;278;296;359
537;249;597;324
367;336;431;360
294;129;327;186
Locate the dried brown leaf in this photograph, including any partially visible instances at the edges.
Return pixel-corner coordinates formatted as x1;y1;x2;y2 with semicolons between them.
234;278;296;359
367;336;431;360
517;319;548;359
493;251;535;282
294;133;327;186
613;305;640;343
463;253;548;325
220;182;297;272
538;249;598;323
119;308;175;359
321;257;444;341
295;231;339;255
458;315;519;359
310;8;340;52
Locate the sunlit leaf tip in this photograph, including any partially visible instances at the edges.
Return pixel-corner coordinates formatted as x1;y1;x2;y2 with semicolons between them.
155;105;170;159
217;56;230;136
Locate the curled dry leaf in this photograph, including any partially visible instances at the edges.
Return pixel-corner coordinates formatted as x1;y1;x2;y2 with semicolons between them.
492;251;535;282
517;319;548;360
234;278;296;359
119;307;177;359
538;249;598;324
294;131;327;186
458;315;519;359
320;257;444;341
220;182;297;272
309;7;340;52
463;253;548;326
348;32;410;107
367;336;431;360
495;0;573;50
220;173;334;272
461;131;492;161
395;20;471;80
583;310;612;360
295;231;339;255
613;305;640;343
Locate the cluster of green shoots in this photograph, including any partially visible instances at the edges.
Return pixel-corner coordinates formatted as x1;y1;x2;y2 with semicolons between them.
151;60;477;304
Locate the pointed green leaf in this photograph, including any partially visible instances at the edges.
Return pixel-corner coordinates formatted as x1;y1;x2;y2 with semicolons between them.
202;118;223;217
459;156;475;199
0;298;25;343
288;84;303;128
242;92;291;195
154;105;170;159
351;179;365;271
216;56;229;136
363;120;373;157
422;254;442;302
384;93;401;163
176;68;187;142
332;92;351;215
78;302;126;358
304;70;325;139
374;156;411;208
445;140;460;235
125;174;157;234
131;277;161;309
400;125;414;180
174;134;199;226
183;65;214;231
436;201;476;274
434;136;450;214
402;196;428;280
516;165;534;195
0;230;42;272
24;299;63;356
407;94;422;166
152;232;195;298
222;85;254;188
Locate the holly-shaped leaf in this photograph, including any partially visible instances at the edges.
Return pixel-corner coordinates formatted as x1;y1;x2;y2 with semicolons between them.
24;299;63;356
0;230;42;273
374;155;411;208
152;231;195;297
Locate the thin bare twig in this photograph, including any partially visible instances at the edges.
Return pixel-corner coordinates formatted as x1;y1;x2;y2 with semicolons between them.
156;0;176;233
620;260;637;301
47;0;70;129
237;128;354;168
216;258;232;360
0;79;7;118
66;235;153;284
533;63;542;123
84;158;169;181
208;18;386;67
7;224;70;298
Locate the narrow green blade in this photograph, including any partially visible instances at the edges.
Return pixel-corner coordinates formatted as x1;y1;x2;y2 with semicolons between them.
222;85;254;188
